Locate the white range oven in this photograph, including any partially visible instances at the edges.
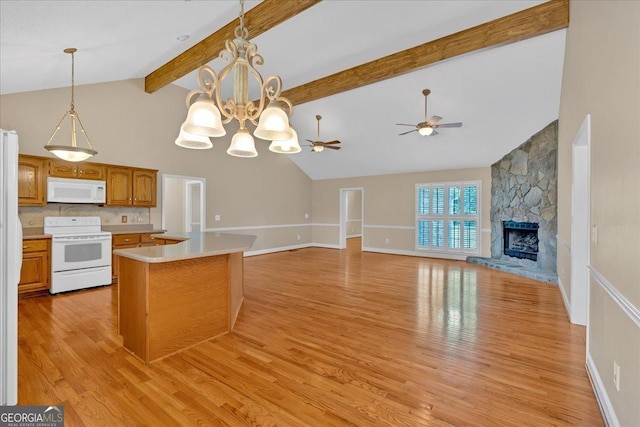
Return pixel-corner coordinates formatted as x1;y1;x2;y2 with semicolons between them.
44;216;112;294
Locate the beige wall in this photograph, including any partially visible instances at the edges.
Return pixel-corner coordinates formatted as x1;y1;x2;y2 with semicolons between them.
346;189;362;236
0;79;313;251
312;168;491;258
558;1;640;425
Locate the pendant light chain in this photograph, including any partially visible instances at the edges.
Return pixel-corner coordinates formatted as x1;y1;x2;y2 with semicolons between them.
70;49;75;111
239;0;245;31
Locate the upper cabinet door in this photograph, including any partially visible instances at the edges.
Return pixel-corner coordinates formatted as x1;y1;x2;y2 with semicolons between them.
50;159;105;180
77;163;105;180
132;170;156;207
18;155;46;206
48;160;77;179
106;167;133;206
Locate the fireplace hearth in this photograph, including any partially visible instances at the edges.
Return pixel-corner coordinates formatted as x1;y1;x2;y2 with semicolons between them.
503;221;539;261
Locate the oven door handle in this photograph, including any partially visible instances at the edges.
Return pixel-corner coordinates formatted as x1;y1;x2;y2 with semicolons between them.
55;267;110;277
53;236;112;243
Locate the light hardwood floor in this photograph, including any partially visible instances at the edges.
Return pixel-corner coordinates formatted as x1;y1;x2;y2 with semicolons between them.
17;247;603;426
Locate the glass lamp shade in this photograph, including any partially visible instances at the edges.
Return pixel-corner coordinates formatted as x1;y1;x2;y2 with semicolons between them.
182;96;226;138
269;127;301;154
175;125;213;149
418;126;434;136
312;145;324;153
254;102;292;141
45;145;96;162
227;128;258;158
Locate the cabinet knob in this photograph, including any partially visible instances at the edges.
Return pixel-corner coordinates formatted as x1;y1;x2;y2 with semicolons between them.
22;245;27;249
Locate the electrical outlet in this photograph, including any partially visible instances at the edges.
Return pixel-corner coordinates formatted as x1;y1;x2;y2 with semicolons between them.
592;225;598;244
215;214;221;221
613;360;620;391
304;213;309;219
121;215;127;223
384;238;390;245
297;234;301;241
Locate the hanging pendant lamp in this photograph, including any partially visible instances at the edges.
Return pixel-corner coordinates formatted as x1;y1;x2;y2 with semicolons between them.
178;0;298;157
44;48;97;162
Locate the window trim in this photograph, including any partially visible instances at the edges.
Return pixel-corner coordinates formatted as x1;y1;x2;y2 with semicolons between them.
415;180;482;255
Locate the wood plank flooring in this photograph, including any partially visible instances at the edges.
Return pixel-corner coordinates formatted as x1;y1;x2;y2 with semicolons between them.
17;247;603;426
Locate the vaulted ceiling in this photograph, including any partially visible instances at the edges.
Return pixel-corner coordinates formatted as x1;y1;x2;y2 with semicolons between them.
0;0;567;180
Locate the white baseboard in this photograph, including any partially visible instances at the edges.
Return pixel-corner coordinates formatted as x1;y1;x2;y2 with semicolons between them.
362;247;468;261
244;242;343;257
586;352;619;427
311;243;341;250
244;243;312;257
557;276;572;322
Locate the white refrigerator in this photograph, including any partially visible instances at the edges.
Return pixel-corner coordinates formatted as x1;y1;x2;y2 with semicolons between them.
0;129;21;405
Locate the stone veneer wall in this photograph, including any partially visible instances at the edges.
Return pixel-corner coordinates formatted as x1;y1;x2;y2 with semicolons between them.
490;120;558;274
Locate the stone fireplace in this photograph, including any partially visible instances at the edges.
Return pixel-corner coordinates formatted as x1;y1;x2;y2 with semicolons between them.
468;121;558;284
503;221;539;261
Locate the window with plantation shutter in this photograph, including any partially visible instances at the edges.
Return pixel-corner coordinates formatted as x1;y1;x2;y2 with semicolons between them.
415;181;481;254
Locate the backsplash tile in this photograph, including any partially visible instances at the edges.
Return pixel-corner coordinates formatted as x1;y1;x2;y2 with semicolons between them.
19;204;149;227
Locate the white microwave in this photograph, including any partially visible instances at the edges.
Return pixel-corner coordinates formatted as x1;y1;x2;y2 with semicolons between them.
47;177;106;204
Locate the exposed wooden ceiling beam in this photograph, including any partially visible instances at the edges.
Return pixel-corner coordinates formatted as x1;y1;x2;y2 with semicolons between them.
145;0;321;94
282;0;569;106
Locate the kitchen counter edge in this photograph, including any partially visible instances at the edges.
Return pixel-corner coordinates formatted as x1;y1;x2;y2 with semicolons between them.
113;232;256;263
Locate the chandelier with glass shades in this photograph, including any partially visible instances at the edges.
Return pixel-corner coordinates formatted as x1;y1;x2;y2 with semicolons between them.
44;48;98;162
175;0;301;157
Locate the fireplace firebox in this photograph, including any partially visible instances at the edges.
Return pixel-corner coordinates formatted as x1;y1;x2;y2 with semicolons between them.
503;221;539;261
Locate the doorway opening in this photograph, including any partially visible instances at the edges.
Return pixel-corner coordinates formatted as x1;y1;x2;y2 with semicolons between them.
570;114;590;326
339;188;363;251
162;174;206;233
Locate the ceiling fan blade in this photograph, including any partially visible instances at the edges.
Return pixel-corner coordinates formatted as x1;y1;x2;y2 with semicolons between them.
399;129;418;136
428;116;443;124
396;123;417;127
437;122;463;128
430;130;439;136
322;140;341;145
325;145;341;150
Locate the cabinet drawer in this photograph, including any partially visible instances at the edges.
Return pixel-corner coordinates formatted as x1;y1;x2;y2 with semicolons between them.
139;233;158;244
22;239;48;253
113;234;140;246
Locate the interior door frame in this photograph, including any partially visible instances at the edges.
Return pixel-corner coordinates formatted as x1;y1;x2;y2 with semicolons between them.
339;187;364;249
161;174;206;233
570;114;591;326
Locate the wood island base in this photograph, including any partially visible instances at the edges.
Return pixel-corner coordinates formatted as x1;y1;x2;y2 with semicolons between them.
118;252;244;364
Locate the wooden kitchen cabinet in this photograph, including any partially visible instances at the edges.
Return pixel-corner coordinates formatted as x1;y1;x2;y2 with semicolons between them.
49;159;105;180
106;167;156;207
19;238;50;296
132;170;156;207
18;155;46;206
106;167;133;206
111;233;165;282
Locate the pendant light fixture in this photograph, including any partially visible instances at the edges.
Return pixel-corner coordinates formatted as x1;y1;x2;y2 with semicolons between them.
176;0;300;156
44;48;97;162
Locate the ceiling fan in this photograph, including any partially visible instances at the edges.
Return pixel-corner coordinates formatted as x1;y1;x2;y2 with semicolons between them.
306;115;341;153
397;89;463;136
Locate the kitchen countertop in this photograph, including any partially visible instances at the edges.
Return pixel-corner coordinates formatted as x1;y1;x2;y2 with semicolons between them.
101;225;166;235
113;232;256;263
22;228;49;239
21;225;165;239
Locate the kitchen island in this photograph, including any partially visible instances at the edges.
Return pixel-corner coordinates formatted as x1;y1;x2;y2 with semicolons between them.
113;232;255;364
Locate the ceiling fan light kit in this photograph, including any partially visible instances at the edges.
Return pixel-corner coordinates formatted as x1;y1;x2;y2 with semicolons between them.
396;89;462;137
44;48;98;162
305;115;342;153
176;0;300;157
